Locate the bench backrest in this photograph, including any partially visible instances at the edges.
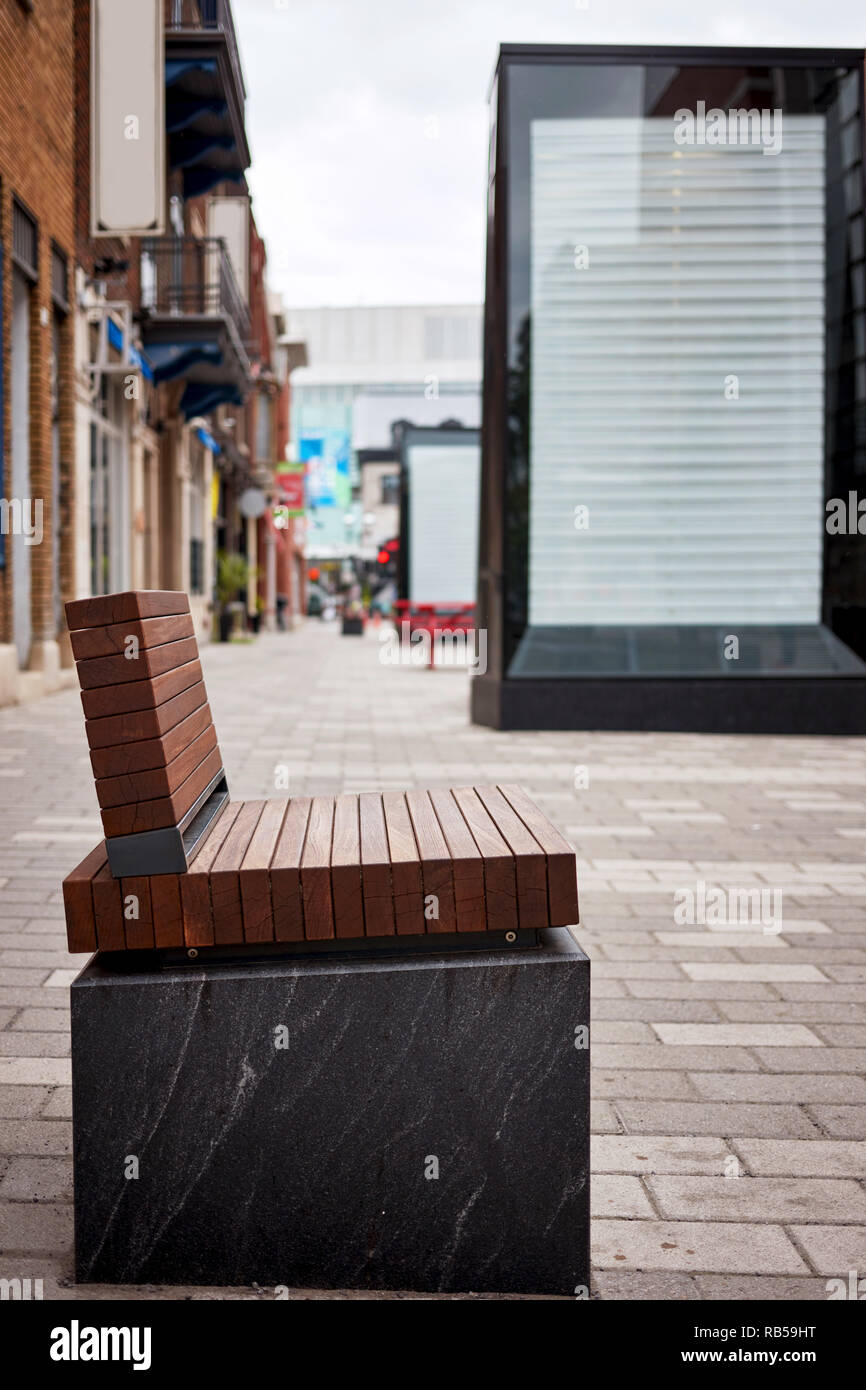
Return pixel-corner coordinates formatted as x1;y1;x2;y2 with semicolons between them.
65;590;229;876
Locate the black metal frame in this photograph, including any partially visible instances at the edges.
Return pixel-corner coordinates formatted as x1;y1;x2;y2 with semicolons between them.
105;769;229;878
473;43;866;733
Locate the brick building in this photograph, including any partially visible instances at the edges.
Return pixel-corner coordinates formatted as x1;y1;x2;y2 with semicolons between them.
0;0;77;703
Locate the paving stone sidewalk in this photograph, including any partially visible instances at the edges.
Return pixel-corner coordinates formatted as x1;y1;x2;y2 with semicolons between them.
1;620;865;1300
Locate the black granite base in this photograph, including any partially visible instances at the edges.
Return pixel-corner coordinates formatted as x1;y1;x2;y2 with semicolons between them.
71;928;589;1295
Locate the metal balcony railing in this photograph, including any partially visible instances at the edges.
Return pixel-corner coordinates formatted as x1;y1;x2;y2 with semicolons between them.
168;0;247;102
140;236;250;345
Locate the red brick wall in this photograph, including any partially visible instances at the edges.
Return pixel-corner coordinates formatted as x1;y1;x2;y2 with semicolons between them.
0;0;76;651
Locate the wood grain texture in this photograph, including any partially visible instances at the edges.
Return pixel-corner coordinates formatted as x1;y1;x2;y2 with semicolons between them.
150;873;185;948
62;843;106;953
76;635;199;690
359;792;396;937
475;785;548;929
300;796;335;939
65;590;189;632
98;744;223;837
210;801;265;945
180;801;243;947
94;723;218;809
271;796;310;942
382;791;424;936
60;787;578;955
120;876;155;951
89;699;213;778
91;862;125;951
428;788;485;932
69;613;194;662
451;787;518;932
239;799;287;943
80;659;203;721
331;793;364;938
498;784;579;926
404;790;456;933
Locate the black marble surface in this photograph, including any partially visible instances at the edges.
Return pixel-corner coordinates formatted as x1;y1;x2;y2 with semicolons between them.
72;928;590;1294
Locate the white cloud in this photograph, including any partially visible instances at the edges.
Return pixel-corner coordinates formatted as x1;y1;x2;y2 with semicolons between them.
234;0;866;307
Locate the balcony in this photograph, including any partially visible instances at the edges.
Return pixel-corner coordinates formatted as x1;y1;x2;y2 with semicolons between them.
138;236;252;419
166;0;250;198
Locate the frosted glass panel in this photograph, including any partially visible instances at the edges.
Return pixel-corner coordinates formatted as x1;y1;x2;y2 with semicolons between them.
528;116;825;626
407;443;480;604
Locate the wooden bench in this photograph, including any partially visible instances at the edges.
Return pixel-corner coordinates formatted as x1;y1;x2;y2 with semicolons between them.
63;590;579;955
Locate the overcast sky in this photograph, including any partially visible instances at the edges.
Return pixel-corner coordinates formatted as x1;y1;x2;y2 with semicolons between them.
233;0;866;309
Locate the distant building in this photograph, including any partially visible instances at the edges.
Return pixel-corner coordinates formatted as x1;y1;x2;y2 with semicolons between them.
0;0;77;705
285;305;482;560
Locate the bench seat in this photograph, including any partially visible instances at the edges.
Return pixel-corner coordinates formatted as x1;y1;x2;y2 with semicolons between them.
63;784;579;953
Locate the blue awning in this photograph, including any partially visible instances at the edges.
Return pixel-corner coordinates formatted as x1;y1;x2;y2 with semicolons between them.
144;340;224;385
180;382;243;421
196;426;221;454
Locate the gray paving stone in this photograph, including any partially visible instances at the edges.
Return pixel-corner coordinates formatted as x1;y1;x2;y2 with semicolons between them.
0;1157;72;1201
592;1218;808;1274
593;1045;759;1071
693;1274;832;1300
592;1135;734;1175
653;1022;822;1047
805;1106;866;1139
690;1073;866;1104
614;1102;820;1139
754;1047;866;1073
593;1270;700;1300
0;1086;50;1119
592;1174;656;1219
787;1226;866;1277
647;1175;866;1223
730;1138;866;1179
0;1121;71;1156
0;1203;72;1254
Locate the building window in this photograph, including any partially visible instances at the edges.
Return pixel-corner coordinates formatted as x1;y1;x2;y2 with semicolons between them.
255;394;272;462
189;452;205;595
89;378;127;595
12;199;38;281
380;472;400;505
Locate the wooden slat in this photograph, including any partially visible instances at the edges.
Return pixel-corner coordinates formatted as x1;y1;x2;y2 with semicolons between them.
80;659;203;721
210;801;265;945
331;794;364;938
474;785;549;929
404;790;455;933
69;613;194;662
92;862;125;951
150;873;184;948
65;589;189;632
451;787;518;932
300;796;335;940
498;784;579;925
89;699;212;778
75;635;199;690
270;796;310;942
62;843;106;953
180;800;243;947
94;723;218;808
381;791;424;936
359;792;396;937
428;788;485;932
239;799;287;943
120;876;155;951
99;744;223;837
